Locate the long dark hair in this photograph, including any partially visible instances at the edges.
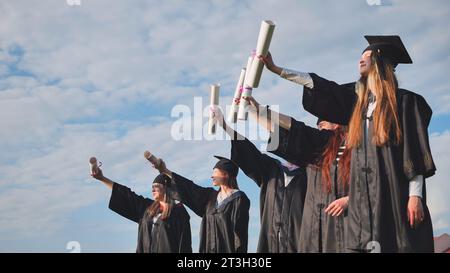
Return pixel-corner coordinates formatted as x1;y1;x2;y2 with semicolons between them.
146;185;173;220
218;169;239;190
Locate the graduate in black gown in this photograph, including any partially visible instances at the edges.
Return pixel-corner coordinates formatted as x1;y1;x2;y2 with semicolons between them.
220;98;351;252
152;155;250;253
91;168;192;253
269;115;352;253
209;105;307;253
262;35;436;253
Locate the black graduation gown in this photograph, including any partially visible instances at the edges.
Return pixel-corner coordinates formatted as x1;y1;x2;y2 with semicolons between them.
302;73;436;252
269;118;349;253
108;182;192;253
230;133;307;253
170;173;250;253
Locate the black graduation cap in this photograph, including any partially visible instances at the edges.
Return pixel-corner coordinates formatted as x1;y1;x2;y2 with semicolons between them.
213;155;239;178
153;173;171;187
363;35;413;79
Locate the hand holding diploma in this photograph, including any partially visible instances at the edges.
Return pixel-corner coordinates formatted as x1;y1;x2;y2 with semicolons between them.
210;105;225;127
144;150;173;178
90;167;104;181
241;96;271;131
89;157;102;177
260;52;283;76
144;150;162;169
89;157;113;189
149;157;173;179
243;96;261;110
227;68;246;123
237;56;256;120
211;104;241;140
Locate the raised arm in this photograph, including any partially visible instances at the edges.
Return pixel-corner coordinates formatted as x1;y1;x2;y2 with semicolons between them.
91;168;114;189
268;118;333;166
244;96;292;132
262;52;283;76
209;106;277;187
153;160;214;217
302;74;357;125
261;52;357;125
170;173;215;217
91;168;152;223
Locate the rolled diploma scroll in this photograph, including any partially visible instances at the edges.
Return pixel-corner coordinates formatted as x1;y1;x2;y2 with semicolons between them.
227;68;246;123
89;157;101;175
246;20;275;88
208;84;220;135
144;150;161;167
237;56;255;120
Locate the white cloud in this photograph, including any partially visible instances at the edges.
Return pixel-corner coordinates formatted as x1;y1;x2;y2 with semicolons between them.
0;0;449;251
0;116;232;239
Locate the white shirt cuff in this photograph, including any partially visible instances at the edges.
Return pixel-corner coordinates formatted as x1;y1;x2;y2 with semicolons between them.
280;68;314;89
409;175;423;198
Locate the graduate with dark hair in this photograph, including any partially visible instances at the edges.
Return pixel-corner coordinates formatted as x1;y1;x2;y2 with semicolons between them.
209;104;307;253
215;96;351;252
91;168;192;253
262;35;436;253
153;155;250;253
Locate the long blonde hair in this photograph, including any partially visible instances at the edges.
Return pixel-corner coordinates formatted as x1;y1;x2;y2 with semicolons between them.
347;52;402;148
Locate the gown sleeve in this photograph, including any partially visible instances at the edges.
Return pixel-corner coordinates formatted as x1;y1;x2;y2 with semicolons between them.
302;73;357;125
230;132;278;187
268;117;333;166
400;91;436;180
232;194;250;253
176;205;193;253
170;173;216;217
108;182;153;223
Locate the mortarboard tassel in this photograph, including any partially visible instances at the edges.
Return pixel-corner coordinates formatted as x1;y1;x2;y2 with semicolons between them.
375;49;387;80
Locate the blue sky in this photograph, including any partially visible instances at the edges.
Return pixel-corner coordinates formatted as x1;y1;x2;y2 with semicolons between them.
0;0;449;252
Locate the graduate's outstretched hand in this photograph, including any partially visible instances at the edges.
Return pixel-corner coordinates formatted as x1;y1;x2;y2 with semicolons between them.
407;196;424;229
325;196;349;217
261;52;276;70
153;158;166;173
210;105;225;126
91;168;104;181
261;52;283;76
154;159;173;179
243;96;260;111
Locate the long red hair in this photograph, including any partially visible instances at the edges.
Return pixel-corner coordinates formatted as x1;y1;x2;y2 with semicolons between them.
319;126;351;193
